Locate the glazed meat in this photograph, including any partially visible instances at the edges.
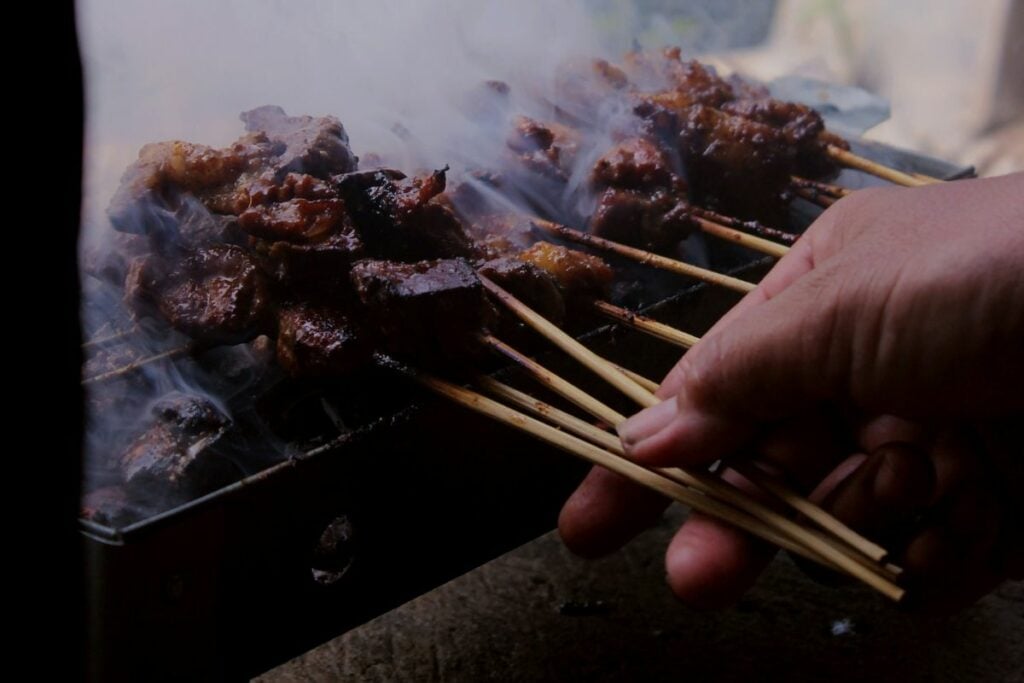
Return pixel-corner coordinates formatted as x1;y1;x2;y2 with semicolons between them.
478;257;566;325
516;242;613;300
108;107;358;252
337;168;475;262
721;97;849;176
507;116;583;182
118;393;236;499
350;258;497;364
124;245;272;345
678;104;794;221
589;188;695;252
591;137;679;192
276;305;371;377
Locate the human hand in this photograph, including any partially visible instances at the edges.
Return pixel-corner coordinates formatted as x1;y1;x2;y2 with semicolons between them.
559;173;1024;610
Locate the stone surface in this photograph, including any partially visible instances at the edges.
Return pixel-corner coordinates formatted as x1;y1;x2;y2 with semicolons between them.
259;506;1024;682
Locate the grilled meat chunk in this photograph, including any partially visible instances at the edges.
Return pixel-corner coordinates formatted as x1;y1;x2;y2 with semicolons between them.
478;257;566;325
118;393;235;499
516;242;613;300
721;97;848;176
678;104;794;221
591;137;679;192
124;245;272;345
589;188;695;252
276;305;371;377
350;258;496;364
108;107;357;250
507;116;582;182
337;168;475;262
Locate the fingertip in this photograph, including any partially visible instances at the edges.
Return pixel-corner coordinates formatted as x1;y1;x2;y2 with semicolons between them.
663;513;774;609
558;466;670;559
623;406;747;469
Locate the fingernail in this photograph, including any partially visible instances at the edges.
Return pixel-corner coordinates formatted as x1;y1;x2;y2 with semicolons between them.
617;396;677;449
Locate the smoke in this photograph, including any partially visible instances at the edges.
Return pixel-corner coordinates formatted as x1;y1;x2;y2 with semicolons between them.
77;1;644;245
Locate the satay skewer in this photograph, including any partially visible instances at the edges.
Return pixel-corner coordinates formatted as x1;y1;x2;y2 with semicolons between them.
692;216;790;258
409;369;903;599
82;346;192;385
483;281;891;567
592;300;699;348
530;220;757;294
826;146;937;188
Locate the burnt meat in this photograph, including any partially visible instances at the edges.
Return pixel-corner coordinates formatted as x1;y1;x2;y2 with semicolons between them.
589;188;695;252
337;168;475;261
276;305;371;377
350;258;496;364
118;393;236;499
124;245;272;345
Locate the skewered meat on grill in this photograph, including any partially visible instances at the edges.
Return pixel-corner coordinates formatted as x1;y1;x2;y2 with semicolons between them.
276;304;370;377
118;393;236;499
337;167;476;262
350;258;498;365
507;116;583;183
108;107;359;253
124;245;273;345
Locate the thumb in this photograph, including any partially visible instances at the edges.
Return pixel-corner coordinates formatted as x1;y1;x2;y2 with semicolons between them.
619;261;848;468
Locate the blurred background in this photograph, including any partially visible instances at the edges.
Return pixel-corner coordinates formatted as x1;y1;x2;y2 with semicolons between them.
586;0;1022;174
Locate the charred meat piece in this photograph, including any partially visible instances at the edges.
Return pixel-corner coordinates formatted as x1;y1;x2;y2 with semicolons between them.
516;242;613;300
589;188;696;252
276;305;372;377
722;97;849;176
255;230;365;295
107;136;277;250
124;245;272;345
239;198;348;243
350;258;497;364
109;106;358;250
240;105;358;179
678;104;794;222
118;393;236;500
337;168;475;262
591;137;680;192
478;257;566;325
506;116;582;182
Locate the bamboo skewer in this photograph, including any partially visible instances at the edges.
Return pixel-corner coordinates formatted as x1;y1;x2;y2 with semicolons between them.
691;207;798;246
479;276;659;408
790;176;852;198
792;186;837;208
694;216;790;258
593;300;699;348
608;362;660;393
413;371;904;601
82;326;139;349
82;346;191;385
531;219;757;294
597;328;893;569
729;461;889;563
479;334;626;426
826;146;935;188
481;333;900;585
